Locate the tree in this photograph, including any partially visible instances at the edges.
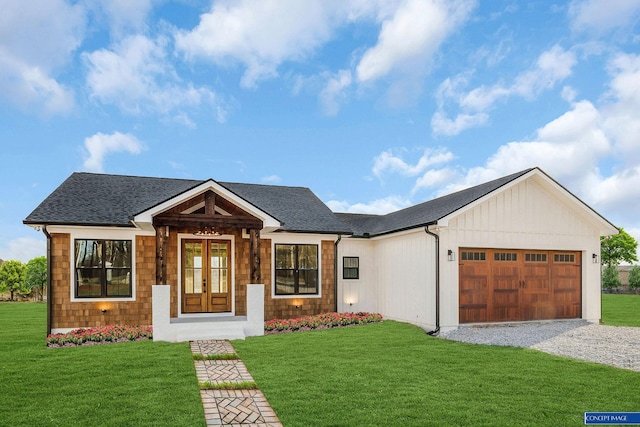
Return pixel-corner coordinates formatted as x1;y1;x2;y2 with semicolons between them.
25;256;47;301
600;227;639;268
628;265;640;291
602;264;622;290
0;260;26;301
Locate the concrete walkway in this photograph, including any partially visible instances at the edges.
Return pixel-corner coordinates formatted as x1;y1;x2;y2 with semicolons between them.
191;340;282;426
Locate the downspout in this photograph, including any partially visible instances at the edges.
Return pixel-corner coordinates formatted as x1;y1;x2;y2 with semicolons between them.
334;235;342;312
424;226;440;336
42;226;53;336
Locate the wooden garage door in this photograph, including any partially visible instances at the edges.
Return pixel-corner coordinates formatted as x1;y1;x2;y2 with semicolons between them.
459;249;581;323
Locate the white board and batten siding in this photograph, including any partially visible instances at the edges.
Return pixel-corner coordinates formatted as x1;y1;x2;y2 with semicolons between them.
338;230;438;331
437;174;613;330
338;171;615;333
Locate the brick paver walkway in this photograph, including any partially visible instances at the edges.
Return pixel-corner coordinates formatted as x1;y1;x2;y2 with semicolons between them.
191;340;282;426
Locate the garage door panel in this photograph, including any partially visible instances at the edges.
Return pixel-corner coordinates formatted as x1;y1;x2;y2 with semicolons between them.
459;248;581;323
492;289;519;321
459;262;490;323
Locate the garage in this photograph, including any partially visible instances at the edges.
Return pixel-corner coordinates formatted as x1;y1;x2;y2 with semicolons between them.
459;248;581;323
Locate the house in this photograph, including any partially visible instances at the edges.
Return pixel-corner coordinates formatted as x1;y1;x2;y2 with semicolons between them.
24;167;617;341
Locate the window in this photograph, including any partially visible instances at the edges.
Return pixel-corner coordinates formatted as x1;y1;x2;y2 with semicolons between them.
525;253;547;262
461;251;486;261
554;253;575;263
75;239;132;298
494;252;517;261
275;244;318;295
343;257;359;279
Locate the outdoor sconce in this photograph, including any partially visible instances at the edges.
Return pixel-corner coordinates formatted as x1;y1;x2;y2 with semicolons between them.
101;308;107;313
294;305;302;309
592;253;598;264
448;249;455;261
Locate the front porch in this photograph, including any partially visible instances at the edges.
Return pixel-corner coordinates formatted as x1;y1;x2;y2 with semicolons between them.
152;284;265;342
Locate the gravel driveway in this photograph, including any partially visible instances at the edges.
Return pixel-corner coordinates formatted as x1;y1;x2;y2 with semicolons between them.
440;320;640;372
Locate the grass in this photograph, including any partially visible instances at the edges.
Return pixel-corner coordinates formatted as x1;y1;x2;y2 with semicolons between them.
2;296;638;426
192;353;238;360
0;303;205;427
199;381;258;390
233;321;640;427
602;293;640;327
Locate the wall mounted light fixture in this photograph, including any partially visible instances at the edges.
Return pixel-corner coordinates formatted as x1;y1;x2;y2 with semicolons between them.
448;249;455;261
592;253;598;264
101;308;107;313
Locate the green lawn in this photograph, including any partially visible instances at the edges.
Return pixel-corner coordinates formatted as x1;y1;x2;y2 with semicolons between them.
602;293;640;326
234;321;640;427
2;297;638;427
0;303;204;427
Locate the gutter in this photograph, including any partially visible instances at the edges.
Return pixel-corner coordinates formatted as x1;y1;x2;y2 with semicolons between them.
42;226;53;336
334;235;342;312
424;226;440;336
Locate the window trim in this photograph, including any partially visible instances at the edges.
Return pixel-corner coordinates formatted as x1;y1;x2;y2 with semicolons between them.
270;236;323;299
74;239;133;299
274;243;319;296
343;256;359;280
60;227;140;303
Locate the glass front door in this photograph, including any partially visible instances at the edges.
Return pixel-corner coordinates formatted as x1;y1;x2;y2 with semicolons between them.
182;239;231;313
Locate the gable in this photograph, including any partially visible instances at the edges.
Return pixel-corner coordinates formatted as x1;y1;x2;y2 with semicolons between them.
439;169;618;237
132;179;281;231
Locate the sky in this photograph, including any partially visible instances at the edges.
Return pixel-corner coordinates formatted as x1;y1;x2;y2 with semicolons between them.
1;0;640;263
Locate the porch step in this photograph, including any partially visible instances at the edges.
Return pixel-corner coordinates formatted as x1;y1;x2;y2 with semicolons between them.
172;317;248;341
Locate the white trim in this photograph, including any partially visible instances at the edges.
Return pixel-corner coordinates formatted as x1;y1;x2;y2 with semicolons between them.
67;228;141;303
270;234;324;300
177;233;236;317
132;180;281;231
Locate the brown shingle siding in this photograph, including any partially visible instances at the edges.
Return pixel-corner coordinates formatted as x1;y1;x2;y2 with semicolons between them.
50;233;154;330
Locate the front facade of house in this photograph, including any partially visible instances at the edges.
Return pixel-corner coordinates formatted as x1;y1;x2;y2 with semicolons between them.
25;168;617;340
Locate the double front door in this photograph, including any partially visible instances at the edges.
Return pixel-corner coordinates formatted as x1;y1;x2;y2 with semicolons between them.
182;239;231;313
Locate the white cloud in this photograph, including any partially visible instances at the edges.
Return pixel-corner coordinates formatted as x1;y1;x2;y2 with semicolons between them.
174;0;474;108
175;0;342;88
356;0;475;84
0;0;84;115
0;236;46;264
431;110;489;136
319;69;353;116
430;51;640;238
82;131;145;173
84;34;222;120
569;0;640;36
433;45;577;136
412;167;458;194
97;0;153;37
261;175;282;184
373;147;455;178
439;100;609;195
601;53;640;161
326;195;412;214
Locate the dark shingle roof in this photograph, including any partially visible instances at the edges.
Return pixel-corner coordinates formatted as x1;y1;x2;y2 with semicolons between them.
336;168;534;237
24;172;352;234
221;182;352;233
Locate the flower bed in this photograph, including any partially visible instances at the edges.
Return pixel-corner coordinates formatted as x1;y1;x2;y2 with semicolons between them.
265;312;382;334
47;325;153;348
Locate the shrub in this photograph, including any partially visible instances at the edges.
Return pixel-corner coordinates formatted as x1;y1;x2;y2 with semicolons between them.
47;325;153;347
628;265;640;290
265;312;382;334
602;265;622;290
